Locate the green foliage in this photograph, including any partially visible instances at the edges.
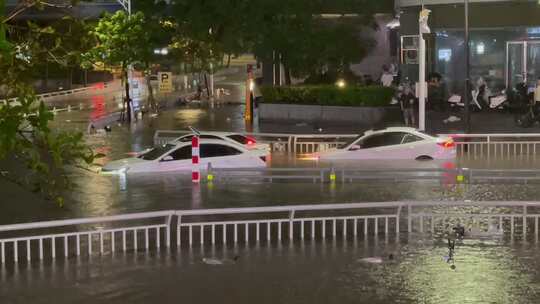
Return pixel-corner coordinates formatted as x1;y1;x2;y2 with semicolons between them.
0;0;11;54
83;10;151;121
0;84;101;206
168;0;248;71
83;11;149;70
260;85;395;107
1;0;102;205
244;0;382;80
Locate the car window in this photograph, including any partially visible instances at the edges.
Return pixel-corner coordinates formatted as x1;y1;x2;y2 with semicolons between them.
163;146;191;161
359;132;407;149
177;134;222;142
402;133;423;144
340;133;365;149
138;144;176;160
200;144;242;158
227;134;249;145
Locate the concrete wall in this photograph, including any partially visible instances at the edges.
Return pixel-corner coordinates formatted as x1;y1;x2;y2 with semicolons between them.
259;103;402;125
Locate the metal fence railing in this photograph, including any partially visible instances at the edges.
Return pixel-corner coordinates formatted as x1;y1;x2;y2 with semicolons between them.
155;130;540;158
176;203;401;246
208;167;540;184
153;130;357;154
0;211;173;264
3;201;540;264
0;82;115;107
442;133;540;159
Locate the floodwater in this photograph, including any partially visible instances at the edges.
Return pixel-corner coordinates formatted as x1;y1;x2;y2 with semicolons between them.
2;236;540;304
5;101;540;303
3;102;540;224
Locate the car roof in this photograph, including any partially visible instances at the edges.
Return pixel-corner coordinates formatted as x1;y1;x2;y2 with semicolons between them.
173;138;249;151
178;131;240;137
364;127;430;137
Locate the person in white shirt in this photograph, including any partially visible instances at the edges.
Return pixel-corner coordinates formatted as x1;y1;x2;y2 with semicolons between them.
380;65;394;87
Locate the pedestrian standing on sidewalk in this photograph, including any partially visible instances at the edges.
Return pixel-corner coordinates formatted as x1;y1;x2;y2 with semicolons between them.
399;85;417;127
196;83;202;100
428;72;444;112
381;65;394;87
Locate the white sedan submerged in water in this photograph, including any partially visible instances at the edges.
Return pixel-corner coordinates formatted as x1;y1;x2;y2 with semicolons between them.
102;139;267;174
318;127;456;161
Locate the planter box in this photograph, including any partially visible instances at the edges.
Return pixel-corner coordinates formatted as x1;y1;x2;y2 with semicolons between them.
259;103;401;125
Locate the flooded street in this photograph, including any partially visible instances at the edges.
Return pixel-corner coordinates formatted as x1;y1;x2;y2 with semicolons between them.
3;236;540;304
4;102;540;223
5;102;540;303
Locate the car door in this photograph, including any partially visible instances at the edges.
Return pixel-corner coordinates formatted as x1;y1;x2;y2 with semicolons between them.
157;145;192;172
398;132;429;159
199;143;245;168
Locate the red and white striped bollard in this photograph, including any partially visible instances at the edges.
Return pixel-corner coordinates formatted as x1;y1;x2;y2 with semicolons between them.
192;136;200;183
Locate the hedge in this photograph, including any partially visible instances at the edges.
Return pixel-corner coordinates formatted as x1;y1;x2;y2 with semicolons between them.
259;85;395;107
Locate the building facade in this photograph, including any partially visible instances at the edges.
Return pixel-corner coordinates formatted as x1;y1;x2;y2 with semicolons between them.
397;0;540;94
6;0;122;20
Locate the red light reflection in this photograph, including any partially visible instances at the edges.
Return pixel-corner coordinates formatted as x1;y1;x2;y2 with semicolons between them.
90;95;106;120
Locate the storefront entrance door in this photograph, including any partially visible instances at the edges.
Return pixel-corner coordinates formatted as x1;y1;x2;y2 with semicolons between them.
506;41;540;89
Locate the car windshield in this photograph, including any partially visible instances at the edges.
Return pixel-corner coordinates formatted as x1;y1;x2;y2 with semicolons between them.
339;133;365;149
138;144;176;160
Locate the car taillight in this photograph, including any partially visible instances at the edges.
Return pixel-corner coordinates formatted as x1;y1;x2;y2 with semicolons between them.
260;156;267;162
246;136;256;145
437;139;455;148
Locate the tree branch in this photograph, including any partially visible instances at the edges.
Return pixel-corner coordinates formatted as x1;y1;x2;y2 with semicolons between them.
3;1;74;24
3;2;37;23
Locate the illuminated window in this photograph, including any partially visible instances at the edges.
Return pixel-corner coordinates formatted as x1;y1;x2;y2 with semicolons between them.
438;49;452;62
476;42;485;55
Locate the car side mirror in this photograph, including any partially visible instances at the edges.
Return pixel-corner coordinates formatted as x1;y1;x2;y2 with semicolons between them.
349;144;361;151
161;155;173;162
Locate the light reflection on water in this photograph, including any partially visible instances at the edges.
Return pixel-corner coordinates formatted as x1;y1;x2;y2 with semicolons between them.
1;237;540;303
16;86;540;303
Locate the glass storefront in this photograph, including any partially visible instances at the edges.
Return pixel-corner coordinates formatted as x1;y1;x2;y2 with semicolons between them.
433;27;540;95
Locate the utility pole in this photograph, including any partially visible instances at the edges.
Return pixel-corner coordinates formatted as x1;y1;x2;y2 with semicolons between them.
464;0;471;133
418;8;431;131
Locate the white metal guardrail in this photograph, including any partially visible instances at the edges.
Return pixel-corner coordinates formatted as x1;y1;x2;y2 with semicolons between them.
442;133;540;159
2;201;540;264
208;167;540;184
0;82;114;107
176;203;401;246
153;130;357;153
0;211;173;264
155;130;540;157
